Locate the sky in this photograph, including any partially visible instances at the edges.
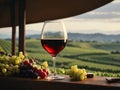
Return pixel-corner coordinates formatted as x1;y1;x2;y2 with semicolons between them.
0;0;120;38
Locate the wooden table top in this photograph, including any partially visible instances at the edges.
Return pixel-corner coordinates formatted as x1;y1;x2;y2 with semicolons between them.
0;76;120;90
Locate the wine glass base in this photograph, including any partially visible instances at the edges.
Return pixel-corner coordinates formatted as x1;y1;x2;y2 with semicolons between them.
47;75;65;80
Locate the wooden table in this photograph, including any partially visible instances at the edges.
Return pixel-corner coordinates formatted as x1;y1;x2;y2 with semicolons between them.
0;76;120;90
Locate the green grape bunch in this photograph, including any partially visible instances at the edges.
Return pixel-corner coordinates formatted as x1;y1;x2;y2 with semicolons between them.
68;65;87;81
0;52;25;76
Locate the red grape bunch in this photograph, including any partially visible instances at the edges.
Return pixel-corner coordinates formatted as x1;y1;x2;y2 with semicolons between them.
19;59;49;79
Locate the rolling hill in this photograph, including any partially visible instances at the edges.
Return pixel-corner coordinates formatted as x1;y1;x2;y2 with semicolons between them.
26;33;120;42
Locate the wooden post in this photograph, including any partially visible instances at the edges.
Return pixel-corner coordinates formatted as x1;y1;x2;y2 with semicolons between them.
18;0;26;55
10;0;16;55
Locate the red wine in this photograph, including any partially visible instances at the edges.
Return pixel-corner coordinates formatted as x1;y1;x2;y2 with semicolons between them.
41;39;67;57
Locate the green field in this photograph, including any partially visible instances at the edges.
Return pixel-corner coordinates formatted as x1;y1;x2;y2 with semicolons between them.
0;39;120;77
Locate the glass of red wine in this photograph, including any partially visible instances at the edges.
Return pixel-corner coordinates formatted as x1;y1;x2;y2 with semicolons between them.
40;20;67;80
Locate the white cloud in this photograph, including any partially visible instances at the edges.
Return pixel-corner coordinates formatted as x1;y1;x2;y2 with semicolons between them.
88;11;120;16
63;17;120;34
113;0;120;3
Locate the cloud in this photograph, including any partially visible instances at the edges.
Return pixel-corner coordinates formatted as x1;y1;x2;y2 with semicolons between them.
113;0;120;3
95;1;120;12
73;0;120;20
63;0;120;34
63;19;120;34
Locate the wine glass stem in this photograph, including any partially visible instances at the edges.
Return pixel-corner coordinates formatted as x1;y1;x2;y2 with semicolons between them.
52;57;56;76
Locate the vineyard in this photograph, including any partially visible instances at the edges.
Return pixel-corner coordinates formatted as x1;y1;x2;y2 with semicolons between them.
0;39;120;77
0;39;11;53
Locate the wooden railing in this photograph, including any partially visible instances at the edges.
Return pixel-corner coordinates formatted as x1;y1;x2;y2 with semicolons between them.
0;76;119;90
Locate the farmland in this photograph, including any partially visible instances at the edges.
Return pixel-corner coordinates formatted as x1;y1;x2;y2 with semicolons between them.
0;39;120;77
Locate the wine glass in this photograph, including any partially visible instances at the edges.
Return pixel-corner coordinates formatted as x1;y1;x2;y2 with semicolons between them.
40;20;67;80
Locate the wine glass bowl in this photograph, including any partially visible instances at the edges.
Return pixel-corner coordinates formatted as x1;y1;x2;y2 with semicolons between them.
40;20;67;79
41;38;67;57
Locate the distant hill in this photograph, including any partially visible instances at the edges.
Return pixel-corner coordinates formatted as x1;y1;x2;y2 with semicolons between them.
0;34;11;39
26;33;120;42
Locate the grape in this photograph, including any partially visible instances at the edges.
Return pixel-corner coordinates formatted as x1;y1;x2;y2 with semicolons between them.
0;63;5;69
3;56;9;61
23;60;29;66
19;59;49;79
14;65;19;68
2;68;7;74
38;69;47;79
69;70;73;78
0;52;49;79
0;53;22;76
79;74;85;81
5;64;9;68
56;68;65;75
68;65;87;81
43;68;49;75
32;72;39;78
42;61;48;68
15;59;20;65
71;65;78;72
19;52;25;59
33;67;39;73
10;56;16;61
29;59;34;64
